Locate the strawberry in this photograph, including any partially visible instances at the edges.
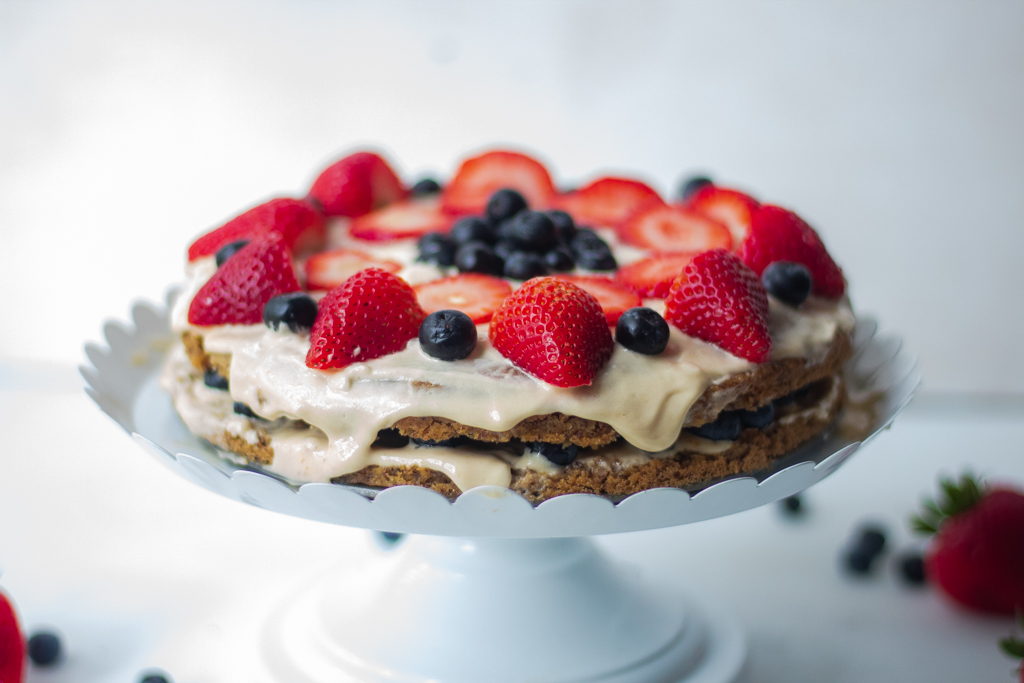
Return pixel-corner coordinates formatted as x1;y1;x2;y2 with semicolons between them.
188;233;301;326
306;268;425;369
187;197;324;261
308;151;407;217
441;150;556;215
414;274;512;324
488;277;613;388
552;275;641;325
999;614;1024;683
618;204;732;252
615;252;699;298
305;249;401;292
553;177;664;228
738;205;845;298
348;197;454;242
913;474;1024;615
0;590;24;683
684;185;759;249
664;249;771;363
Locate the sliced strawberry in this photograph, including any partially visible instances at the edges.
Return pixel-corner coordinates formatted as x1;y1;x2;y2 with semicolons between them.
738;205;845;298
188;197;324;261
615;252;699;298
308;151;407;217
489;277;613;387
684;185;759;249
0;590;24;683
618;204;732;252
664;249;771;363
441;150;556;215
305;249;402;292
307;269;425;369
553;275;641;325
414;274;512;324
188;233;301;326
349;197;454;241
553;177;664;228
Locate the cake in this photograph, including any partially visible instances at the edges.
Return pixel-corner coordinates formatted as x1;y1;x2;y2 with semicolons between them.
161;148;855;502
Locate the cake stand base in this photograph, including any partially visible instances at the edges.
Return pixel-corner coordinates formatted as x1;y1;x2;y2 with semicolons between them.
253;535;746;683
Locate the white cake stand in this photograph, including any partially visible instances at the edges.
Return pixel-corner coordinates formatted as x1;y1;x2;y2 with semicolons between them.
82;292;918;683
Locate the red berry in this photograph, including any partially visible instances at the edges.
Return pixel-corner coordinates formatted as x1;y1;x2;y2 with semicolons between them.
308;152;407;217
441;150;556;215
187;197;324;261
615;252;699;298
553;275;642;325
554;177;663;228
414;274;512;324
664;249;771;363
684;185;759;249
0;590;24;683
188;234;301;326
738;205;845;298
305;249;402;292
349;197;455;241
488;277;613;388
618;204;732;252
306;269;425;369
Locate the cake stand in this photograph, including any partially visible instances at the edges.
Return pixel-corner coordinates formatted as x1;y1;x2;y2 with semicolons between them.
81;292;918;683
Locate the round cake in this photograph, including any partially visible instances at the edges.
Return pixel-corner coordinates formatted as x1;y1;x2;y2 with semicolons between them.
161;149;855;502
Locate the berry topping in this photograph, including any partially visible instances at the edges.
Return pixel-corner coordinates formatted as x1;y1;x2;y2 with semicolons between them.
489;277;614;387
234;402;263;419
307;269;425;370
761;261;812;306
546;210;577;243
455;242;504;276
263;292;319;333
417;233;457;267
410;178;442;196
0;590;24;683
450;216;496;245
203;368;229;390
544;246;575;272
738;402;775;429
530;441;579;466
569;229;617;271
615;252;698;298
305;248;402;291
27;631;61;666
493;240;517;261
215;239;250;267
188;197;324;261
414;273;512;323
486;188;529;224
504;251;549;280
419;310;478;361
618;204;732;252
684;185;759;248
372;429;410;449
188;234;301;326
554;177;663;227
503;211;559;251
308;151;406;217
442;150;555;215
554;275;641;325
677;175;713;201
664;249;771;363
348;197;454;242
688;411;742;441
739;205;845;298
615;307;670;355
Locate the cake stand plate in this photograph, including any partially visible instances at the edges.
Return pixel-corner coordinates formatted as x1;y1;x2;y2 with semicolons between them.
82;293;918;683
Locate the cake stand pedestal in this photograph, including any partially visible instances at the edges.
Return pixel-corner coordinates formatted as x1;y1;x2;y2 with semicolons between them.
82;295;917;683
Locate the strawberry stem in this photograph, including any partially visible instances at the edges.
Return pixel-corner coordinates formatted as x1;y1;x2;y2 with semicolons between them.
911;472;985;536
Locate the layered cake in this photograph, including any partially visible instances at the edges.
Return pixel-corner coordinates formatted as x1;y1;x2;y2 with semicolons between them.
161;149;855;502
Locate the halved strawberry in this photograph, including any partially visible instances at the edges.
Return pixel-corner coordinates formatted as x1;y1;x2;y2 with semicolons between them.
615;252;699;298
618;205;732;252
553;177;664;228
308;151;407;217
188;197;324;261
684;185;759;249
305;249;402;291
441;150;556;215
553;275;642;325
0;590;24;683
414;274;512;324
349;197;455;241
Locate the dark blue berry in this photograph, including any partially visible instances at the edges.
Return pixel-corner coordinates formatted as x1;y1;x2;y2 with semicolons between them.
504;211;558;251
455;242;504;275
503;251;549;280
842;524;888;575
419;310;477;361
780;494;804;515
544;246;575;272
571;230;616;270
615;307;669;355
263;292;318;334
486;189;528;224
688;411;742;441
678;175;713;201
774;384;812;408
739;403;775;429
450;217;496;245
547;210;577;243
203;368;229;391
417;233;457;267
27;631;61;666
410;178;441;196
215;240;250;267
139;673;172;683
844;547;874;575
897;552;927;585
855;525;888;557
411;436;467;448
372;429;410;448
570;228;605;250
379;531;404;543
493;240;517;261
530;442;579;466
233;402;262;420
762;261;812;306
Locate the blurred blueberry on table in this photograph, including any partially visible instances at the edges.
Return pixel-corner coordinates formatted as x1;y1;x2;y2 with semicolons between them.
762;261;812;306
140;673;171;683
410;178;442;196
678;175;713;201
486;188;528;224
27;631;61;666
896;551;927;586
780;494;804;516
841;523;889;575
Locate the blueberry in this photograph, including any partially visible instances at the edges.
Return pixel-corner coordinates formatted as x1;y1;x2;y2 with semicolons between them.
486;188;528;224
417;233;457;267
762;261;812;306
372;429;410;449
570;228;606;250
263;292;318;334
493;240;518;261
233;402;263;420
774;384;811;408
27;631;61;666
739;403;775;429
379;531;404;544
215;240;250;267
780;494;804;515
897;552;927;586
139;673;172;683
855;525;888;557
530;442;579;466
454;242;504;276
844;547;875;575
570;230;617;271
678;175;713;201
410;178;442;196
615;307;670;355
688;411;742;441
419;310;477;361
842;524;888;575
503;211;558;251
411;436;467;448
503;251;549;280
450;217;496;245
544;246;575;272
547;210;577;243
203;368;229;391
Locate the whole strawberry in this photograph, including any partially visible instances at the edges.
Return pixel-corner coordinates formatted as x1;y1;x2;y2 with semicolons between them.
306;268;425;369
488;277;613;388
0;590;25;683
187;197;324;261
664;249;772;363
913;474;1024;615
308;152;407;217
